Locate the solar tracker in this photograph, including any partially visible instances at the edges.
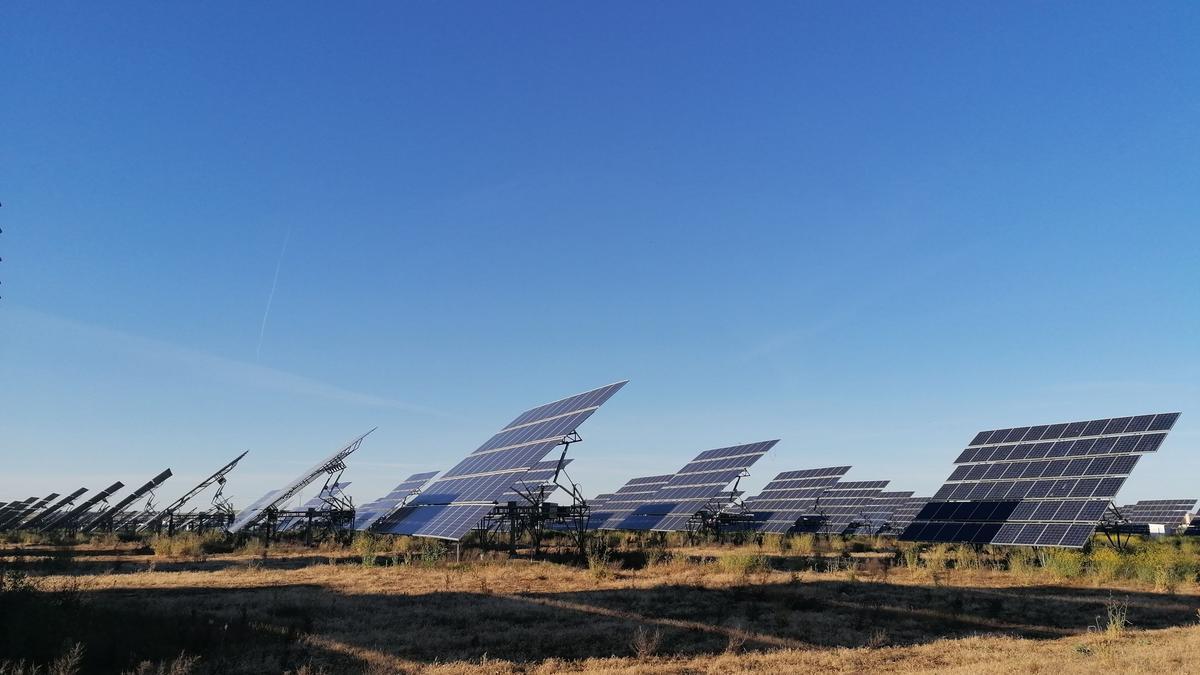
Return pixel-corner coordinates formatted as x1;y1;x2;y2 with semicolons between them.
355;471;439;531
81;469;173;533
377;381;626;540
880;496;930;535
796;480;889;535
609;440;778;532
499;459;573;503
277;481;352;532
21;488;88;530
594;475;673;529
1116;499;1196;528
0;497;40;530
141;450;248;533
42;482;125;531
845;490;914;535
901;412;1181;548
229;430;373;533
1185;514;1200;537
741;466;850;534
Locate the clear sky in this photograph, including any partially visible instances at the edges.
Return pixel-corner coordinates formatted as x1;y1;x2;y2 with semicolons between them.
2;3;1198;511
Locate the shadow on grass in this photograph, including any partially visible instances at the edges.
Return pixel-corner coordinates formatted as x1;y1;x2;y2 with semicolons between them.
3;574;1199;674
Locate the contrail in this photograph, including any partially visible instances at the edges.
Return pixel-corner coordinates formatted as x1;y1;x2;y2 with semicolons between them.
256;226;291;361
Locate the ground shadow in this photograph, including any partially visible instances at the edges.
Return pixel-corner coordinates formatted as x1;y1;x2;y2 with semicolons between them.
3;573;1198;674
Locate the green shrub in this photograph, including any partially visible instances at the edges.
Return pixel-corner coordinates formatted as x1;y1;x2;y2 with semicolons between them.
1042;549;1085;579
718;553;768;575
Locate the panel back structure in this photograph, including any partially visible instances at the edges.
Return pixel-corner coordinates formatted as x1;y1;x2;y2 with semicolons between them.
797;480;889;535
229;431;374;533
376;381;626;541
42;482;125;531
20;489;87;531
355;471;438;531
0;497;42;530
610;440;778;532
901;412;1181;548
140;450;248;533
81;469;173;533
742;466;850;534
278;482;352;532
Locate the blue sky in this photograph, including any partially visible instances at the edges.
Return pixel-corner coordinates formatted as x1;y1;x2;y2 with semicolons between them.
2;3;1198;510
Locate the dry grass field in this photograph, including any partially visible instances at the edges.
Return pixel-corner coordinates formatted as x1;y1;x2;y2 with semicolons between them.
3;534;1200;674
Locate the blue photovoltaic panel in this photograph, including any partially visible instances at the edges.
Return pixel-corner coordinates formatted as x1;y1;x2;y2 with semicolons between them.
847;491;915;535
596;475;673;529
378;382;626;540
1116;499;1197;528
795;480;889;535
742;466;850;534
609;440;777;532
903;412;1181;548
356;472;439;531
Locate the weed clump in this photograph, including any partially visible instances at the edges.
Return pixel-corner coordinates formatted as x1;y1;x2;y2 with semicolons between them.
718;553;768;576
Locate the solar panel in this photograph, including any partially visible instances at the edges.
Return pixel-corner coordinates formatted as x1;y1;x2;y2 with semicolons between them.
742;466;850;534
229;430;374;533
902;412;1181;548
796;480;889;535
0;496;43;530
277;481;353;532
355;471;439;531
1116;499;1197;528
377;381;626;540
81;469;173;533
881;496;930;535
42;482;125;531
20;489;87;530
140;450;248;533
592;475;673;529
498;459;573;502
848;490;915;535
608;440;777;532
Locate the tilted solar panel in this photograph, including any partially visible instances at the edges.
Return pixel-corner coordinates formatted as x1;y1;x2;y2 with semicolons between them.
610;440;777;532
797;480;889;535
377;381;626;540
355;471;439;531
277;481;352;532
594;475;673;529
848;490;914;535
743;466;850;534
881;496;930;535
902;412;1181;548
1116;499;1197;527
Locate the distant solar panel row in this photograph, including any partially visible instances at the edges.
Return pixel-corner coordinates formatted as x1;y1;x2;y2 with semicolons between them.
742;466;849;534
376;382;626;540
902;412;1181;548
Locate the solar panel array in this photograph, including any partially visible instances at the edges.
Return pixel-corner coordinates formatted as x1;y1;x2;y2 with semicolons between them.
594;476;673;529
229;430;373;533
742;466;850;534
21;489;87;531
901;412;1181;548
0;497;42;530
278;481;352;532
1118;499;1197;527
848;490;914;535
355;471;438;531
377;382;626;540
798;480;889;535
880;496;929;535
609;440;777;531
44;481;124;531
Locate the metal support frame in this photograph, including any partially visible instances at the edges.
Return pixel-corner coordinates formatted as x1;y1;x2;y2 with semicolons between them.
472;431;591;559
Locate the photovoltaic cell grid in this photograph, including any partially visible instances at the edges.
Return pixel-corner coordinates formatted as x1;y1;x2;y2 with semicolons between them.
498;459;572;502
880;496;930;535
1118;499;1197;527
611;440;777;532
742;466;850;534
377;381;626;540
594;475;673;529
355;472;439;531
797;481;889;535
847;491;914;535
901;412;1181;548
